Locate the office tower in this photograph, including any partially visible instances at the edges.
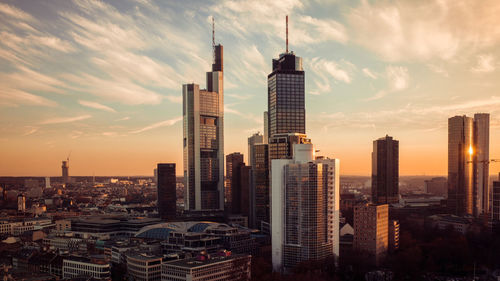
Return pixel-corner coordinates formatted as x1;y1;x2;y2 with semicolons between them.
45;177;51;188
272;143;340;272
263;111;269;144
226;153;244;212
424;177;448;197
267;51;305;137
354;204;389;265
157;163;177;220
473;113;490;216
253;143;269;229
238;165;252;219
269;133;311;161
248;133;264;167
492;173;500;221
183;41;224;211
154;168;158;184
61;160;69;185
447;114;490;216
389;220;400;252
371;135;399;204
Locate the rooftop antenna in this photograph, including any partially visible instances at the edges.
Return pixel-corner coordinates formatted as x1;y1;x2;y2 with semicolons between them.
286;15;288;53
212;16;215;63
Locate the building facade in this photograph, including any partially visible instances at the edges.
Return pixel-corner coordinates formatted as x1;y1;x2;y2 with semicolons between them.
157;163;177;221
271;144;339;272
62;160;69;185
225;153;244;212
127;253;163;281
62;256;110;280
372;135;399;204
353;204;389;265
253;143;269;230
492;173;500;221
448;114;490;217
248;133;264;167
183;44;224;211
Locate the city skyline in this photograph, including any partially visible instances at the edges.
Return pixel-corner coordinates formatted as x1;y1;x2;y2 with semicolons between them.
1;0;500;177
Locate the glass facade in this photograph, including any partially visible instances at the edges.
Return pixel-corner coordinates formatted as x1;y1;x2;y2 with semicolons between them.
253;144;269;228
371;135;399;204
157;163;176;220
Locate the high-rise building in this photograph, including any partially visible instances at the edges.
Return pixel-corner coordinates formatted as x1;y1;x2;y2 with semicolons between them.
226;153;244;212
248;133;264;167
237;165;252;220
45;177;51;188
183;42;224;211
271;143;340;272
389;220;400;252
371;135;399;204
263;111;269;144
269;133;311;161
157;163;177;220
267;52;305;137
253;143;269;229
17;193;26;212
61;160;69;185
473;113;489;216
492;173;500;221
353;204;389;265
448;114;490;217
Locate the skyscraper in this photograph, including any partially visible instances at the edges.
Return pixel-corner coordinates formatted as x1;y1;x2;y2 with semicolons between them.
247;133;263;167
473;113;490;216
226;152;244;212
253;143;269;229
263;111;269;144
157;163;176;220
354;204;389;265
492;173;500;221
371;135;399;204
271;143;340;272
61;160;69;185
183;42;224;211
447;114;490;216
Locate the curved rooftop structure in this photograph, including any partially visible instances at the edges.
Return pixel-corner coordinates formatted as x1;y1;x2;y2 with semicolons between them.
135;221;234;240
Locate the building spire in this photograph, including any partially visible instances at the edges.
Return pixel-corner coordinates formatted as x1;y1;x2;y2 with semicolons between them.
286;15;288;53
212;16;215;64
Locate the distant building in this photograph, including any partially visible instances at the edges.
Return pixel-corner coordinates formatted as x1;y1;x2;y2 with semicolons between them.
61;160;69;185
263;111;269;144
252;143;269;229
161;253;251;281
272;143;340;272
157;163;177;220
448;114;490;217
62;256;110;280
183;43;224;211
354;204;388;265
45;177;51;188
425;177;447;197
389;220;400;252
427;214;471;234
17;194;25;212
248;133;264;167
372;135;399;204
492;173;500;221
226;153;244;212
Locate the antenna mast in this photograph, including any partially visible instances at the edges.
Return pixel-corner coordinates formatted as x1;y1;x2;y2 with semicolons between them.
212;16;215;63
286;15;288;53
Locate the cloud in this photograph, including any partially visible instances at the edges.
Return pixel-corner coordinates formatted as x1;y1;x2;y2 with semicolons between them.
386;66;409;91
0;88;57;107
22;127;39;136
116;116;130;121
78;100;116;113
471;54;496;73
362;68;377;79
130;116;182;134
40;115;92;125
224;104;262;124
0;3;35;21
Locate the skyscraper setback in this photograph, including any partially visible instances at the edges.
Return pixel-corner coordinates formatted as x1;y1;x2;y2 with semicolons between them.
371;135;399;204
183;40;224;211
448;114;490;217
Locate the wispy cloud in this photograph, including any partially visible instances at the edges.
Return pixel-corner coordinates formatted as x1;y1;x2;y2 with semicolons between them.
0;88;57;107
40;115;92;125
78;100;116;113
362;68;377;79
386;66;409;91
130;116;182;134
116;116;130;122
22;126;39;136
471;54;496;73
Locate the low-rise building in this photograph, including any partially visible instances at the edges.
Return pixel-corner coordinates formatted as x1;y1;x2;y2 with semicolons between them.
127;252;164;281
62;256;110;280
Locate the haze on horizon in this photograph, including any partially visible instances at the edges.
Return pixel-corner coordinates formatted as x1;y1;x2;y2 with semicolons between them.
0;0;499;177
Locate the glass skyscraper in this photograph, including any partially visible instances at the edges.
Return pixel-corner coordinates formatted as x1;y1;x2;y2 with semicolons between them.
371;135;399;204
183;44;224;211
157;163;176;220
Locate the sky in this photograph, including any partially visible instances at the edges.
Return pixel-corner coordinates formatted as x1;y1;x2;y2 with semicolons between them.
0;0;499;177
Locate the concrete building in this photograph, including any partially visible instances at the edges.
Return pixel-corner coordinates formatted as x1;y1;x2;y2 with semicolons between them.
272;143;340;272
248;133;264;167
372;135;399;204
127;252;164;281
353;204;389;265
157;163;177;220
183;43;224;211
448;114;490;217
62;256;110;280
161;252;251;281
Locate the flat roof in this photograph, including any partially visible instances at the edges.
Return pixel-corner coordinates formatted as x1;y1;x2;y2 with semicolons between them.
164;254;250;269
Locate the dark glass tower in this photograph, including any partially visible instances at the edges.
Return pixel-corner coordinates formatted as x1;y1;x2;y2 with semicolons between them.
267;53;305;137
371;135;399;204
157;163;176;220
225;152;244;212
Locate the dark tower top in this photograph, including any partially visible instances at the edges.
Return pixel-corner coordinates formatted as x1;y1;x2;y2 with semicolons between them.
212;44;223;72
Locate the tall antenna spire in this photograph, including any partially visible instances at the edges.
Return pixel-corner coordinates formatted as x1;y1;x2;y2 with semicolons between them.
212;16;215;63
286;15;288;53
